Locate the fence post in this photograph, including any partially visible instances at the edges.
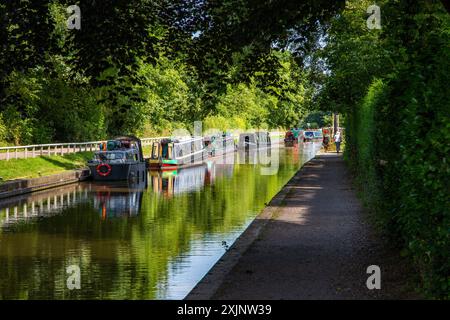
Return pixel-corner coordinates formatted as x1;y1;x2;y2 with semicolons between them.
15;148;18;159
7;150;9;161
24;147;28;159
32;147;35;158
61;145;64;156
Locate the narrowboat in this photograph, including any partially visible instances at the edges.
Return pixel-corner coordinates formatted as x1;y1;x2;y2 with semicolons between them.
238;131;271;150
303;130;323;142
204;133;236;157
87;136;147;181
313;130;323;140
302;131;315;142
284;130;297;147
148;137;208;170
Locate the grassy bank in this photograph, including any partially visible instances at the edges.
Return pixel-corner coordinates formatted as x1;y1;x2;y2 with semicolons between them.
0;152;93;182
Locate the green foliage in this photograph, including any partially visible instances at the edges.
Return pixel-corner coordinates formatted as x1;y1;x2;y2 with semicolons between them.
203;115;248;131
0;115;6;144
134;56;199;133
216;82;270;128
264;55;308;128
0;2;318;145
302;111;332;129
321;0;450;298
2;55;106;144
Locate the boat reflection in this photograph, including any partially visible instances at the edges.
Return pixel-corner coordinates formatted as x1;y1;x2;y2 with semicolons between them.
92;178;147;220
149;161;234;197
0;178;148;227
236;147;274;165
150;163;211;197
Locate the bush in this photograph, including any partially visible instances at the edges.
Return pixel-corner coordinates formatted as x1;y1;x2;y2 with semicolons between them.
2;56;106;144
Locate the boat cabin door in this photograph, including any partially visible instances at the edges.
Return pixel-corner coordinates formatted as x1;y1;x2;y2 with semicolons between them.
151;142;160;159
161;141;174;160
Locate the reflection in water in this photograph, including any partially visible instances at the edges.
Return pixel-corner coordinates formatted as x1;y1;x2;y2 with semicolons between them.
0;184;91;228
1;180;147;227
150;164;211;197
93;179;147;220
0;143;321;299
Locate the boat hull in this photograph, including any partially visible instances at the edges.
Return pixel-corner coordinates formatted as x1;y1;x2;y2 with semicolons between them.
89;163;147;181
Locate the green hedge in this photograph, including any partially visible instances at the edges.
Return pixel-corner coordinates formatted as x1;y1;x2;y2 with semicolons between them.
346;66;449;298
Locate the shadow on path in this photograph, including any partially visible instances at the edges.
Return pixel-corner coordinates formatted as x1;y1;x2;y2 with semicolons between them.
210;153;420;299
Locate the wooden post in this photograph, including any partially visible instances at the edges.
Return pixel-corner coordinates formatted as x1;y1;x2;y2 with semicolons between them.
32;147;35;158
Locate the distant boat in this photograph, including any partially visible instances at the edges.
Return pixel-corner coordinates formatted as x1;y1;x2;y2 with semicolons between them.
284;130;298;147
87;136;147;182
302;130;322;142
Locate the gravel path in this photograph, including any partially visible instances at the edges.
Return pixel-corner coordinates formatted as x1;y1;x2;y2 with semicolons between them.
192;153;419;299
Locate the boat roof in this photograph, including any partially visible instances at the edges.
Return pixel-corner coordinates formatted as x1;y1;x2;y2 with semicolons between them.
95;149;137;154
113;135;142;142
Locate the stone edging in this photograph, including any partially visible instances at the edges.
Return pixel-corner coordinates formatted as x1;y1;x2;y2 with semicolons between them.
0;169;90;200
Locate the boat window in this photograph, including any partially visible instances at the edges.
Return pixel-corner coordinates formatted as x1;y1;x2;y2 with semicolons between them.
151;143;158;158
162;144;170;159
195;140;202;152
97;152;125;160
182;143;191;155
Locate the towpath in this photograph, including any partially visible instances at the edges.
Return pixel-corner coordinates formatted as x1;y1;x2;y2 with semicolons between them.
187;153;419;299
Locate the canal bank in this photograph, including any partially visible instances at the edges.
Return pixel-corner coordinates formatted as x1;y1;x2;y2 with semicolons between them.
0;169;90;199
187;153;420;300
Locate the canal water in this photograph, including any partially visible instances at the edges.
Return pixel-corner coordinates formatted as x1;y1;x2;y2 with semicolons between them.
0;142;321;299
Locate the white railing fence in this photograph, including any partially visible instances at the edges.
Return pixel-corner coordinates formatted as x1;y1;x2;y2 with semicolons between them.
0;137;167;161
0;131;284;161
